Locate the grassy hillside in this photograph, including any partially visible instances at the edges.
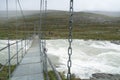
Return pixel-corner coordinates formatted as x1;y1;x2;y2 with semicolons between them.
42;11;120;40
0;10;120;40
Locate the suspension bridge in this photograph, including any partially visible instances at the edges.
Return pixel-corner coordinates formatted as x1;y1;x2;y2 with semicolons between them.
1;0;120;80
0;0;73;80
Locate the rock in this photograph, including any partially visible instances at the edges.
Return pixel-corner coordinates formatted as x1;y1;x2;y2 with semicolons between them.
91;73;120;80
82;73;120;80
111;40;120;45
92;73;113;78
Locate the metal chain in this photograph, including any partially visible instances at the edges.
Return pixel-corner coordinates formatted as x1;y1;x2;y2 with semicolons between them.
67;0;74;80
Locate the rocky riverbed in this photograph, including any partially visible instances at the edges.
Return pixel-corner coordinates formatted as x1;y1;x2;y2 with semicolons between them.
82;73;120;80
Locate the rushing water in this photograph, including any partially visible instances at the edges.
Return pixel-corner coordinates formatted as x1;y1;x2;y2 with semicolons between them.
0;39;120;79
46;39;120;79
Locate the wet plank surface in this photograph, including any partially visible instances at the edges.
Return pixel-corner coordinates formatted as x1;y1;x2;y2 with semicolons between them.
10;36;44;80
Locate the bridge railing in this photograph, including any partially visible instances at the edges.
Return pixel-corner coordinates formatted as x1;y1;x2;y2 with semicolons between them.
0;36;33;80
42;45;62;80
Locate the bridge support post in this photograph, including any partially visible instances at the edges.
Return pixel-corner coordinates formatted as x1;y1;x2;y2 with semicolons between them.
16;41;19;65
21;40;23;58
8;42;11;79
25;37;27;55
43;48;49;80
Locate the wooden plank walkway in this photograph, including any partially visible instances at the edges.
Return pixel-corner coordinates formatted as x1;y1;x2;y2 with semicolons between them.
10;36;44;80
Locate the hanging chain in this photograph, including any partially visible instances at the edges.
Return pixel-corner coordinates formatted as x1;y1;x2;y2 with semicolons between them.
67;0;74;80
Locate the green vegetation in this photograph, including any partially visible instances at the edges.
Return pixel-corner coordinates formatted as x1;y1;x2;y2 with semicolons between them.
0;21;34;39
44;71;56;80
0;64;16;80
44;71;81;80
0;10;120;40
41;11;120;40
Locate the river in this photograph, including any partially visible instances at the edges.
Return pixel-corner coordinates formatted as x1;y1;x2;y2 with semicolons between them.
46;39;120;79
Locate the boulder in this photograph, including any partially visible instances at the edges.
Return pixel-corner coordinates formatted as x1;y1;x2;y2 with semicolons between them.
90;73;120;80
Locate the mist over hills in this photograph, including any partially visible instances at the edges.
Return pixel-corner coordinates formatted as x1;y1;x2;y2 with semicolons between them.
73;11;120;24
0;10;40;18
88;11;120;17
1;10;120;17
0;10;120;24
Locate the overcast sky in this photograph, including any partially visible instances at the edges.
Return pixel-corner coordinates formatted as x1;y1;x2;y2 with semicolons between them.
0;0;120;11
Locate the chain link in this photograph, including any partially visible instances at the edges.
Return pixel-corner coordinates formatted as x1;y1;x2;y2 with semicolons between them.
67;0;74;80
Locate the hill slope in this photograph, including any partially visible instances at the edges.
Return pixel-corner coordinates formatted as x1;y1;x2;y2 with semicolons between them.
0;10;120;40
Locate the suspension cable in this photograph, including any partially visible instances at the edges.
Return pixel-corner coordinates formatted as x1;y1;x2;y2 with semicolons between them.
15;0;19;65
15;0;18;39
17;0;26;23
39;0;43;53
17;0;28;38
6;0;11;78
67;0;74;80
43;0;47;50
39;0;43;37
44;0;49;80
17;0;29;54
42;0;44;45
